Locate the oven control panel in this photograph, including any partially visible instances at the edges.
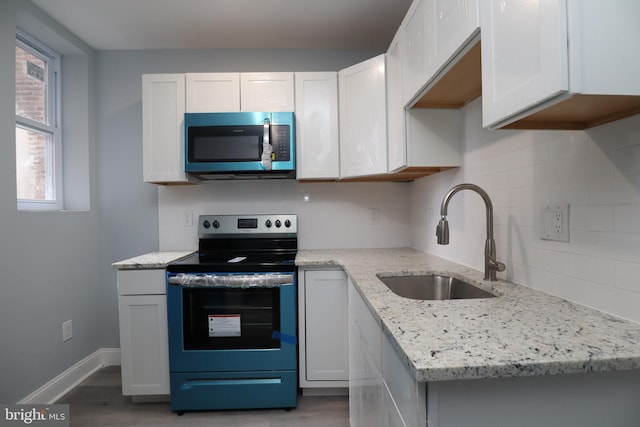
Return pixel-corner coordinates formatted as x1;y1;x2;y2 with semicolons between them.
198;214;297;236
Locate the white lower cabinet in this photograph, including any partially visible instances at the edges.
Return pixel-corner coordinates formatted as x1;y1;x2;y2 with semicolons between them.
298;268;349;392
117;269;170;396
383;332;426;427
426;370;640;427
348;278;640;427
348;279;426;427
349;282;383;426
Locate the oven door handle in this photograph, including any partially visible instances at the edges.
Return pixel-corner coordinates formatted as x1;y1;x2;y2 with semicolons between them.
168;273;294;288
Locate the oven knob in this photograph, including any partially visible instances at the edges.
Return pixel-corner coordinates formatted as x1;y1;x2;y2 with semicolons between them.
202;220;210;229
212;220;220;229
265;220;272;228
275;219;282;228
284;219;291;228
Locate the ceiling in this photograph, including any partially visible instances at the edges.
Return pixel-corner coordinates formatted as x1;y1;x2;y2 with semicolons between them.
30;0;412;51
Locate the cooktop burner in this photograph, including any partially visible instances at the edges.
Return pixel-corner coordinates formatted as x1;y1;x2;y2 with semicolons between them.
167;214;298;273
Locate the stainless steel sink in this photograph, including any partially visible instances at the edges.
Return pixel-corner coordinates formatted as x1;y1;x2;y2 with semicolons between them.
377;274;496;300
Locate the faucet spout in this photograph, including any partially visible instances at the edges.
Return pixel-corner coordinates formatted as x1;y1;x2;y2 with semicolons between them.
435;183;506;281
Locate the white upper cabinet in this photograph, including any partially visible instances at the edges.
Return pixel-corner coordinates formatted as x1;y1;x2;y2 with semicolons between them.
481;0;568;128
387;5;463;177
482;0;640;130
185;73;240;112
432;0;479;81
403;0;480;108
186;72;294;113
294;72;340;180
402;0;431;104
241;72;295;112
339;54;388;179
386;32;407;173
142;74;193;184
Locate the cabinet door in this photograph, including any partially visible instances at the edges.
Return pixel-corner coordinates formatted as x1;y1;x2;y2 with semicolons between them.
383;385;408;427
294;72;340;180
142;74;191;183
386;32;407;172
481;0;568;128
118;294;170;395
240;72;295;112
383;332;427;427
303;270;348;382
339;55;388;178
185;73;240;112
402;0;434;103
349;280;384;427
433;0;479;73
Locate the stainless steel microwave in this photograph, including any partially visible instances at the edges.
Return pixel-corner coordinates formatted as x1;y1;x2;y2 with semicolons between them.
184;112;295;180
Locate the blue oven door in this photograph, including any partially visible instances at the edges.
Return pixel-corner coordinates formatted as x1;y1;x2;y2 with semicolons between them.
166;271;297;411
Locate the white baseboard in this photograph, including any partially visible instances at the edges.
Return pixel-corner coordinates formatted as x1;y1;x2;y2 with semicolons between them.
18;348;121;405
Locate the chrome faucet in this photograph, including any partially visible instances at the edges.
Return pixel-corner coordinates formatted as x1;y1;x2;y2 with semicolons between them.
436;183;506;281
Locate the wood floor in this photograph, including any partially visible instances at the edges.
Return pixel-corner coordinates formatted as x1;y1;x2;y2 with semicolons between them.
58;366;350;427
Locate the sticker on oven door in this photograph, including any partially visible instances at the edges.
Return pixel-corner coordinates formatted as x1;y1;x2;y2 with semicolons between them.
208;314;241;337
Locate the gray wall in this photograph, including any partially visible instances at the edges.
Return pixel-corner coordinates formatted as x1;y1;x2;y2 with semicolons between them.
0;0;102;403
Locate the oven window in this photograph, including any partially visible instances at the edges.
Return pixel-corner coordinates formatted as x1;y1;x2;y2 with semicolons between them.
182;287;281;350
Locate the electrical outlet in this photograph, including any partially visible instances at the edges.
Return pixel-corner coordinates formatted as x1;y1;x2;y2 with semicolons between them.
541;204;570;242
182;209;193;227
368;208;380;225
62;320;72;342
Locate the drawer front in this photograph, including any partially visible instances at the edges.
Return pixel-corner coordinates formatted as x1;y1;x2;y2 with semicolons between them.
170;370;297;411
117;269;166;295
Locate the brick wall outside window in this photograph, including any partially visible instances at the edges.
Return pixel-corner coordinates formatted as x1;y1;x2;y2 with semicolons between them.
15;46;47;200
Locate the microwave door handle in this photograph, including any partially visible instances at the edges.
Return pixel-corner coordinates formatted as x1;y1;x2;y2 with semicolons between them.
261;118;273;170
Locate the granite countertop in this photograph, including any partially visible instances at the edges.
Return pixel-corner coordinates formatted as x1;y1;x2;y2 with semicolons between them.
112;251;195;270
296;248;640;383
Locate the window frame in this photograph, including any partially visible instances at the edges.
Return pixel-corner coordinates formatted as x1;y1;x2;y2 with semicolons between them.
15;29;63;211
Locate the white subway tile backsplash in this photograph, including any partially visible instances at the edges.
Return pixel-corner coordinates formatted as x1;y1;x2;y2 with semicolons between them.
588;174;628;205
532;248;572;275
582;282;640;323
411;98;640;322
611;144;640;176
507;165;536;189
614;260;640;294
570;205;614;232
569;254;615;287
612;174;640;204
614;205;640;233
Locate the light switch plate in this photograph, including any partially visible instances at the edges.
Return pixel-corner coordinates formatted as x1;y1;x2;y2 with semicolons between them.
540;204;569;242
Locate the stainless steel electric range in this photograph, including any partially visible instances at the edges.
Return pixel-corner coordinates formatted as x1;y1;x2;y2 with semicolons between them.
166;214;298;413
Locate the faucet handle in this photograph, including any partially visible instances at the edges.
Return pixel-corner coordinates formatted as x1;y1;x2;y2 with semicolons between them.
487;254;506;272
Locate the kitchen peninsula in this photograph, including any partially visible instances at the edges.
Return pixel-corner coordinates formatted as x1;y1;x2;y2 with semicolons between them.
297;248;640;427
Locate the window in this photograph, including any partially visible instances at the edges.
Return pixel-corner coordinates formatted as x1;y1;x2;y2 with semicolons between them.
15;31;62;211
